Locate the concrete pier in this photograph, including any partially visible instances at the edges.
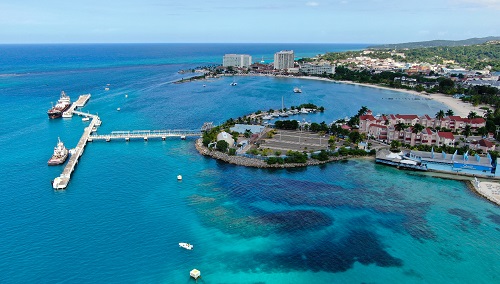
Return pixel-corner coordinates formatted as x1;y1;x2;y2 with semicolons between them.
52;113;101;190
62;94;91;117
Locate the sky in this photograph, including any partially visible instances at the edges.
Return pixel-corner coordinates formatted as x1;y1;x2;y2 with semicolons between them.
0;0;499;44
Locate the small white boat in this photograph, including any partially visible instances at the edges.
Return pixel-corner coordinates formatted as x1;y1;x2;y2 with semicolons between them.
125;94;128;98
104;87;110;91
179;242;193;250
262;115;273;120
203;84;206;87
82;117;90;122
177;175;182;180
117;108;121;111
230;81;237;86
293;87;302;93
62;111;72;118
180;135;186;140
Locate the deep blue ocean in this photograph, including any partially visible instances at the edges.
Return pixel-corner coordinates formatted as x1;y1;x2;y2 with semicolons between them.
0;44;499;283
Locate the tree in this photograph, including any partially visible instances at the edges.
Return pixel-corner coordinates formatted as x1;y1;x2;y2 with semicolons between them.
468;111;479;119
390;140;401;150
412;123;425;134
435;110;445;120
348;131;362;144
244;129;252;138
216;140;229;152
357;106;369;117
446;109;454;116
463;125;472;138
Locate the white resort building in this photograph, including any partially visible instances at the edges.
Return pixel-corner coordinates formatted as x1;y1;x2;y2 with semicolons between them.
299;63;335;75
223;54;252;68
274;50;295;70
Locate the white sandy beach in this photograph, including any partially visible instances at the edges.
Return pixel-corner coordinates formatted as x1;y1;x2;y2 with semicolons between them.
295;76;488;118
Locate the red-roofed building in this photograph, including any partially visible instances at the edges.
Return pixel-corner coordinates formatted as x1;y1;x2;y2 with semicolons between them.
474;139;496;152
437;132;455;146
395;114;419;125
367;125;388;141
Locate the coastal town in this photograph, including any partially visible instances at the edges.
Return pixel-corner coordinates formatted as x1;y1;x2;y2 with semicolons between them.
191;45;500;206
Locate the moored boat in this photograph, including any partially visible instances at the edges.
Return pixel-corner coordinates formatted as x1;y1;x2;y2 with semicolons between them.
47;91;71;119
179;242;193;250
293;87;302;93
48;137;69;166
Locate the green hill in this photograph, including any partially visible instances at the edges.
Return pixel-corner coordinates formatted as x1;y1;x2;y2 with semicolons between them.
369;36;500;49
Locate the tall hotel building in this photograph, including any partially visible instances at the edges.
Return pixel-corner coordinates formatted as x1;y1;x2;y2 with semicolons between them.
274;50;295;70
223;54;252;68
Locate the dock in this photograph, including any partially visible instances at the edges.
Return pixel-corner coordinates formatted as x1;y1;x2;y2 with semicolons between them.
52;112;101;190
62;94;91;117
88;130;201;142
52;112;205;189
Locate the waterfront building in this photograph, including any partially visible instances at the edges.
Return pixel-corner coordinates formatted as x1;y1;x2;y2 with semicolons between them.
299;63;335;75
376;149;497;177
359;111;487;147
216;131;235;146
223;54;252;68
230;124;265;134
274;50;294;70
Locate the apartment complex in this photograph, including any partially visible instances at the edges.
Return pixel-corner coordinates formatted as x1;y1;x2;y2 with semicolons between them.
274;50;295;70
358;110;488;148
223;54;252;68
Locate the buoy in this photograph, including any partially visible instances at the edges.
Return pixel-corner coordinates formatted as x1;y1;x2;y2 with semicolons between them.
190;269;200;280
177;175;182;181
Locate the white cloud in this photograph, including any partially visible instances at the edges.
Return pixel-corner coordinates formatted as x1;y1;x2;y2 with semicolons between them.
306;1;319;7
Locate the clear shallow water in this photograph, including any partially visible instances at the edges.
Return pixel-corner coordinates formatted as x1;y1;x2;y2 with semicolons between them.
0;44;499;283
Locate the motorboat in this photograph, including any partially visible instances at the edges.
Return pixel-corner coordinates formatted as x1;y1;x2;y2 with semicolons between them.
82;117;90;122
177;175;182;180
262;115;273;120
179;242;193;250
293;87;302;93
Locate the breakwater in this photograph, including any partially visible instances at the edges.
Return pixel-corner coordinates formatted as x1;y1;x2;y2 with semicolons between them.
195;139;351;168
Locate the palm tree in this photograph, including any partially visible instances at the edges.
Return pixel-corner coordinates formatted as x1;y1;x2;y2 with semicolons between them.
435;110;445;129
463;124;472;138
394;122;407;132
446;109;454;116
435;110;445;120
412;123;425;134
394;122;407;142
357;106;369;117
468;111;478;119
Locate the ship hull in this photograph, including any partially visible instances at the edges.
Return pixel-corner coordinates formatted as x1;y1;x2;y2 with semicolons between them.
47;104;70;119
47;154;68;166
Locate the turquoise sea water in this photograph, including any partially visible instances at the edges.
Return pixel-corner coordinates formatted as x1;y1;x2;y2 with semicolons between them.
0;44;499;283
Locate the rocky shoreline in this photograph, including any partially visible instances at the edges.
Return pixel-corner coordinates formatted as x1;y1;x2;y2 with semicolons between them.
195;139;352;168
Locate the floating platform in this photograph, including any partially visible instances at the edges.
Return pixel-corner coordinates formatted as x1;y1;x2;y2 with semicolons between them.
190;269;200;279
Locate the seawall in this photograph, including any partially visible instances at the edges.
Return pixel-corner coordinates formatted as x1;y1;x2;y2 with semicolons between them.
195;139;351;168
